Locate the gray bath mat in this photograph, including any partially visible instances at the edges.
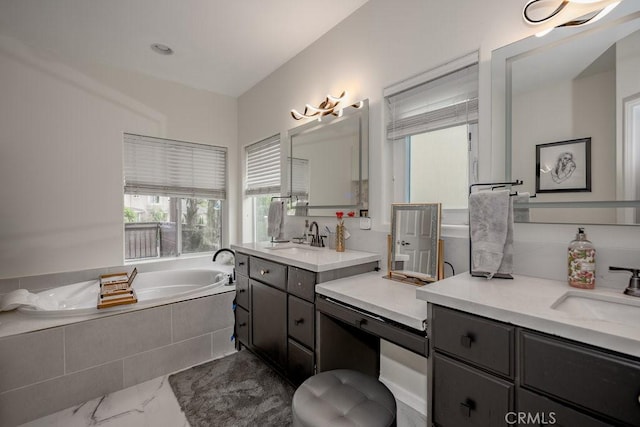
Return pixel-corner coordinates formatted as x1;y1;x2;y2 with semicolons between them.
169;350;295;427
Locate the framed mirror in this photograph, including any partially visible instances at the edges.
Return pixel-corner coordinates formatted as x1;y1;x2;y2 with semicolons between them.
492;3;640;225
287;99;368;216
388;203;442;283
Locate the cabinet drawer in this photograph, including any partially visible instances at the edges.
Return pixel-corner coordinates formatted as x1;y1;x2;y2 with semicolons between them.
235;274;249;310
433;305;514;378
317;297;428;357
517;388;611;427
287;266;316;302
235;306;250;347
288;338;314;385
235;252;249;276
250;257;287;290
433;354;514;427
520;331;640;426
288;295;315;348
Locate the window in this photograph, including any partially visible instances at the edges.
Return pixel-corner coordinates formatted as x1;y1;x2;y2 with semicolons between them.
123;133;226;260
245;134;281;242
386;52;479;223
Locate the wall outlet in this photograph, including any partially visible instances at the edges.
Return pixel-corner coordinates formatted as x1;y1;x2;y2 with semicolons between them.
359;217;372;230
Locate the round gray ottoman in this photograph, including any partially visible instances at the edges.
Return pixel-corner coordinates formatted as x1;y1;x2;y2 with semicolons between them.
292;369;396;427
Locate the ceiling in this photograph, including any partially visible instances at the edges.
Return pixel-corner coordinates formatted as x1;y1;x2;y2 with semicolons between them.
0;0;368;97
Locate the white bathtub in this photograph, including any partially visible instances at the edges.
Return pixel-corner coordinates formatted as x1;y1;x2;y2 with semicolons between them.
18;268;233;317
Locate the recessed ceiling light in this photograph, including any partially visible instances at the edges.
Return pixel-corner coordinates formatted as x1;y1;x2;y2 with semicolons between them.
151;43;174;55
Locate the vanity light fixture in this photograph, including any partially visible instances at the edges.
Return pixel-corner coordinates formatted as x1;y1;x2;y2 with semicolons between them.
290;91;363;121
523;0;622;37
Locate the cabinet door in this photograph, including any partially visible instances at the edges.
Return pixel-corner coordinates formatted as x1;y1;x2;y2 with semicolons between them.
250;279;287;368
433;353;514;427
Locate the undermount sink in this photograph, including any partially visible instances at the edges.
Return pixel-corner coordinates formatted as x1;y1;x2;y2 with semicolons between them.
551;291;640;327
264;243;321;253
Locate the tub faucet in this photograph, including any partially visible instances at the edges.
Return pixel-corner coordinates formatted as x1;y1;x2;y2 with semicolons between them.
309;221;325;247
213;248;236;284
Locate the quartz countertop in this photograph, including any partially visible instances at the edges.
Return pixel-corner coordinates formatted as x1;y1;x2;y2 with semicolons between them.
316;271;428;331
231;242;380;272
416;273;640;358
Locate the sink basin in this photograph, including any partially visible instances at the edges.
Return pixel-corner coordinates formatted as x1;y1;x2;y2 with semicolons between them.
264;243;320;253
551;291;640;327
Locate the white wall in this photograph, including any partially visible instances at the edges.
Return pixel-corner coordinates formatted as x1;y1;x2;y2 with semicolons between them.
0;35;238;279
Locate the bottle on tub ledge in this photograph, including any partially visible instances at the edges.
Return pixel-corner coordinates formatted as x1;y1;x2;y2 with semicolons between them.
568;227;596;289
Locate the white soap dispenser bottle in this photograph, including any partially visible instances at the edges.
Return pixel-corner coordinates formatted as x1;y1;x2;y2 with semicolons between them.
568;227;596;289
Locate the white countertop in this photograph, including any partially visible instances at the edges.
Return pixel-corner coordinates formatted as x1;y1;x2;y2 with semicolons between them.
316;271;428;331
231;242;380;272
416;273;640;358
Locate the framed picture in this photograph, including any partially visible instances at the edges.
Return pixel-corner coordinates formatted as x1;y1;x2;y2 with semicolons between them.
536;137;591;193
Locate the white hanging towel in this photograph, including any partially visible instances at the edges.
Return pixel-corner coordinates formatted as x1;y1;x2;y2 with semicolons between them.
469;189;514;278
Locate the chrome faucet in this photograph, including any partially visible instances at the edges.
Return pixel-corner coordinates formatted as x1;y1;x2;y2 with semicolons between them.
309;221;324;247
609;266;640;297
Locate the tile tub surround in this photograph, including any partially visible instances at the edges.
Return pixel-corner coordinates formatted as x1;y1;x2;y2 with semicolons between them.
0;292;236;426
416;273;640;358
231;242;380;272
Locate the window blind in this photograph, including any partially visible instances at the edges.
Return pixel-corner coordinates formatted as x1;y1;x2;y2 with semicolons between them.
386;61;479;141
290;157;310;198
123;133;227;199
245;135;281;195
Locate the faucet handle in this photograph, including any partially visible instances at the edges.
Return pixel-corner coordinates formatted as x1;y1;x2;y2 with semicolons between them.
609;266;640;275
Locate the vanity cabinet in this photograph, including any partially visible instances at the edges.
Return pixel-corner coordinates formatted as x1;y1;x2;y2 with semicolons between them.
430;305;640;427
234;252;317;384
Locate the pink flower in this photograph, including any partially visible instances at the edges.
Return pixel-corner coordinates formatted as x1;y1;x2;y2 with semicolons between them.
336;211;344;219
347;211;355;218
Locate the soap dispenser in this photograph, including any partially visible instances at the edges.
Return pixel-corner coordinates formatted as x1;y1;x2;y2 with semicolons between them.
568;227;596;289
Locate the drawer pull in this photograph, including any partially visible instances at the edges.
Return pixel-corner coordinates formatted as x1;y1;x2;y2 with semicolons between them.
459;399;475;417
460;334;474;348
357;318;367;327
238;289;246;293
294;318;304;326
238;322;247;327
260;269;269;275
238;262;245;266
297;282;302;287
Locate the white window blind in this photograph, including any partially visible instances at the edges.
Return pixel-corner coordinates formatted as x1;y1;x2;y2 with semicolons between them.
289;157;309;198
124;133;227;199
245;135;281;195
386;60;479;141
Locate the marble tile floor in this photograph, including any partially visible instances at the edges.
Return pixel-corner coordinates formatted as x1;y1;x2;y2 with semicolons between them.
21;363;424;427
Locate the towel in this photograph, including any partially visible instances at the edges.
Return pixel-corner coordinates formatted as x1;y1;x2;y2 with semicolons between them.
267;201;283;239
0;289;58;312
513;192;530;223
469;189;513;278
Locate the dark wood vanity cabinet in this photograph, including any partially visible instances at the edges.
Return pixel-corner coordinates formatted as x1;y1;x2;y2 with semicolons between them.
234;252;316;384
431;305;640;427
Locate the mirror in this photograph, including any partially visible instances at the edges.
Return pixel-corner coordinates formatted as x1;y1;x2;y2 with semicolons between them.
492;3;640;224
389;203;442;283
288;99;368;216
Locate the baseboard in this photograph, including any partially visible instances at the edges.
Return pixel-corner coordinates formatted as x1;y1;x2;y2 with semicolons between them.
378;376;427;417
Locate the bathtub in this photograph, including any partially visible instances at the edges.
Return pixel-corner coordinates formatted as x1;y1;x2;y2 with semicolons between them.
17;268;233;317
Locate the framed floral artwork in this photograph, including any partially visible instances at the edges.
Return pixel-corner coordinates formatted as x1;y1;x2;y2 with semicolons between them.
536;137;591;193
